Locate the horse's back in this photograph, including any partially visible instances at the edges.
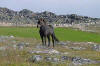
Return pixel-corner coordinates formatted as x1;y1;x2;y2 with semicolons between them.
48;25;54;29
40;25;54;35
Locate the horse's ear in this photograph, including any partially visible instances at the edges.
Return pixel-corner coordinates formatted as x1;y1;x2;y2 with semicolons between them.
43;19;45;22
43;19;47;24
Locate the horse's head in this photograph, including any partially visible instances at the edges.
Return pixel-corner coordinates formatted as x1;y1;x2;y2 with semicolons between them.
37;18;46;28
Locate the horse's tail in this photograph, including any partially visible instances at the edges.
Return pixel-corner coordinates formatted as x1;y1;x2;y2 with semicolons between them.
54;35;59;42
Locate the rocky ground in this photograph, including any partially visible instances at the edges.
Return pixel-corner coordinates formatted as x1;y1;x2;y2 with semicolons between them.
0;36;100;66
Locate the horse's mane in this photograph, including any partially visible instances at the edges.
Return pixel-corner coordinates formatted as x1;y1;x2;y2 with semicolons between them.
39;18;47;25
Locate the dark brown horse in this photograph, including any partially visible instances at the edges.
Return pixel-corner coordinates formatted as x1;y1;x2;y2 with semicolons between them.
37;18;59;47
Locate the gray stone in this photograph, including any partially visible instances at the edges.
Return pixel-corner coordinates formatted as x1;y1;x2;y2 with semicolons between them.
57;41;68;45
69;47;86;50
0;36;9;39
45;57;52;61
16;42;30;50
13;45;17;49
36;45;47;49
9;35;14;38
0;39;4;42
0;46;7;51
52;58;59;62
29;55;43;62
25;43;30;47
48;49;60;54
17;42;25;47
0;36;15;42
28;49;60;54
61;56;69;61
28;50;49;54
92;44;100;51
17;43;24;50
72;57;94;65
18;46;24;50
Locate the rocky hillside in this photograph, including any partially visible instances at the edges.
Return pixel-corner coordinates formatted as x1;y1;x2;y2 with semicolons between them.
0;7;100;24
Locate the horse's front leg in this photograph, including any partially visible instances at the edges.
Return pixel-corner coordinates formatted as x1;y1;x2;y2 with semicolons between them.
40;31;44;46
40;36;44;46
40;34;44;46
51;34;55;47
42;37;44;46
47;35;50;47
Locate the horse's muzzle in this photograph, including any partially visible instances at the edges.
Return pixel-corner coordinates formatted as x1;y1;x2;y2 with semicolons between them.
37;25;38;28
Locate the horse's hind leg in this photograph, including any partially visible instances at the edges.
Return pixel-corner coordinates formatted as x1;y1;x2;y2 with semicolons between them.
44;36;47;46
47;35;50;47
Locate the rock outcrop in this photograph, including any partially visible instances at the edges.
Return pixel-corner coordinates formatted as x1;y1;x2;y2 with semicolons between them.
0;7;99;25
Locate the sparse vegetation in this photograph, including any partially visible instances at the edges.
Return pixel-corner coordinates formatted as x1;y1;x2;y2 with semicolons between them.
0;36;100;66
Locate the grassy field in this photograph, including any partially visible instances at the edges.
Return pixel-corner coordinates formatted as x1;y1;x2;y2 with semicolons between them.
0;27;100;66
0;27;100;43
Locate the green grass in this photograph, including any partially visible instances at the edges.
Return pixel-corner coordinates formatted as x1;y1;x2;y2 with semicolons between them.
55;28;100;43
0;27;100;43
